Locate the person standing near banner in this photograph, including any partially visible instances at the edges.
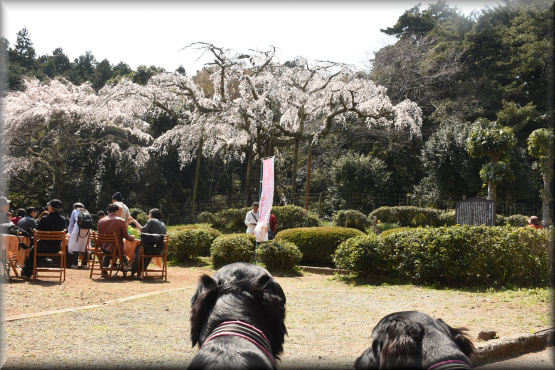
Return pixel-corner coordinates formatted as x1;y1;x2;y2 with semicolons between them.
245;202;259;235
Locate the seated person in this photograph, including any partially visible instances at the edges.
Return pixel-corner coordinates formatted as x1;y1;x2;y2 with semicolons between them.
21;199;66;278
527;216;543;229
127;208;167;276
17;207;38;248
17;207;38;237
96;203;135;272
11;208;26;225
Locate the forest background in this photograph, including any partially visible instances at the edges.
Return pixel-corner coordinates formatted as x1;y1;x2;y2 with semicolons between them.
1;0;553;224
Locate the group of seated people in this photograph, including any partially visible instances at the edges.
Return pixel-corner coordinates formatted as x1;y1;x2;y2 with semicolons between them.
1;193;167;279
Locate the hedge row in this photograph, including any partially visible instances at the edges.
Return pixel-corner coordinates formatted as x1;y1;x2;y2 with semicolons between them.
199;205;321;233
334;226;550;286
369;206;454;227
369;206;530;228
275;226;365;266
333;210;369;232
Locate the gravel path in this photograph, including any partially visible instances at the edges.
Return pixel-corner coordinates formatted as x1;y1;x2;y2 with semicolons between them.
2;270;551;368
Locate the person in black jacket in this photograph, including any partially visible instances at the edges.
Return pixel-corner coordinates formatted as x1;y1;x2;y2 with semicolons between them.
21;199;66;278
127;208;167;277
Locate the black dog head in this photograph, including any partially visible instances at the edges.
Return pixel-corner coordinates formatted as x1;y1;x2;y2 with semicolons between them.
190;262;287;357
355;311;475;370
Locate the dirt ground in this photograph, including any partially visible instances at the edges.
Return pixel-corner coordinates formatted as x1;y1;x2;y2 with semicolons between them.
3;265;211;318
2;266;552;368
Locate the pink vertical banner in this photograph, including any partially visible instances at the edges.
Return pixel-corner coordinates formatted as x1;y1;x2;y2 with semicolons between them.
255;157;274;242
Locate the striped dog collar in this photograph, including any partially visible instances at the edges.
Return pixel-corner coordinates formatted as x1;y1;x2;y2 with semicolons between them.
428;359;472;370
202;320;276;367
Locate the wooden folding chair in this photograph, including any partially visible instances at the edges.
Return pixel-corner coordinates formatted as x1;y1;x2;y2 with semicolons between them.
32;230;67;283
1;234;20;279
89;231;126;279
139;234;169;281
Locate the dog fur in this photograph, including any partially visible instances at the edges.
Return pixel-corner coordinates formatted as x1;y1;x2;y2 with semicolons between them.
355;311;475;369
188;262;287;370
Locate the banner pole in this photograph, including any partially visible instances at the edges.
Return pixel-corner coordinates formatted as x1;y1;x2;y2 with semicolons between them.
254;158;263;264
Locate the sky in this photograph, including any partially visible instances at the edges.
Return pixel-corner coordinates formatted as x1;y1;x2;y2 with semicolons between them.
1;1;499;74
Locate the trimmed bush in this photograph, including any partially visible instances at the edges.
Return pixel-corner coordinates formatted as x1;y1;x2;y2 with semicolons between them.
375;222;401;234
334;234;384;273
272;205;321;231
333;209;369;232
438;210;456;226
211;234;256;268
198;212;218;225
378;227;411;238
369;206;444;227
199;207;252;233
275;226;365;266
334;226;550;286
168;227;222;262
200;205;321;234
258;240;302;272
499;214;529;227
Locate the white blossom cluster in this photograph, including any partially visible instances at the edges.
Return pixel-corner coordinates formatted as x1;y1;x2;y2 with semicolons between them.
2;48;423;185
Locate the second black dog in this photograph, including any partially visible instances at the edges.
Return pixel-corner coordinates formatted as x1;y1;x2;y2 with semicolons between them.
355;311;475;369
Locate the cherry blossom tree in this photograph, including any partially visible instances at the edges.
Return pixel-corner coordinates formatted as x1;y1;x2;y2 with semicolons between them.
2;77;152;201
267;57;423;207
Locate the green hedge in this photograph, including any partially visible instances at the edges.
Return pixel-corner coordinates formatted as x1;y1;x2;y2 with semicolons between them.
210;234;256;268
272;205;321;230
129;207;149;225
334;226;550;286
199;205;321;234
168;227;222;262
496;214;529;227
369;206;451;227
333;209;369;232
275;226;365;266
371;206;531;228
257;240;303;272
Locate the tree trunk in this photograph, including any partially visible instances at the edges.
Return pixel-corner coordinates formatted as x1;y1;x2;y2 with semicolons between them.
191;137;203;219
304;142;312;210
245;148;252;205
291;138;298;205
487;181;496;201
542;173;552;226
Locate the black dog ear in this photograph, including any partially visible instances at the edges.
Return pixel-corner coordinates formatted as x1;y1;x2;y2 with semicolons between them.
377;319;424;369
190;274;219;347
436;318;475;356
257;274;287;357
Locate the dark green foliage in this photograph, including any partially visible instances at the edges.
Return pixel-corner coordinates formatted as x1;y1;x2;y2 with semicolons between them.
200;205;321;234
198;211;218;225
168;227;222;262
369;206;448;227
334;234;385;274
331;152;391;200
334;226;550;286
257;240;303;272
333;210;369;232
198;207;251;233
272;205;321;231
497;214;529;227
419;123;483;200
210;234;256;268
129;207;148;225
275;226;365;266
